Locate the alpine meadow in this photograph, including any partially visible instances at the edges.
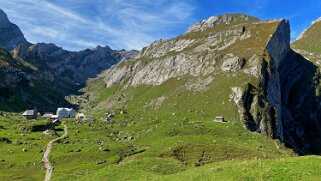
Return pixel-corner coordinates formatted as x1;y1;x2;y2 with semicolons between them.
0;1;321;180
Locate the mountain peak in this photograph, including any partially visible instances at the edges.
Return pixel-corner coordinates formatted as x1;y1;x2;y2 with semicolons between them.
186;14;259;33
0;9;11;26
93;45;112;51
0;9;30;50
0;9;7;18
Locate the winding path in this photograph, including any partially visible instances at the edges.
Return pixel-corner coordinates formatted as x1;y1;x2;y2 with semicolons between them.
42;124;68;181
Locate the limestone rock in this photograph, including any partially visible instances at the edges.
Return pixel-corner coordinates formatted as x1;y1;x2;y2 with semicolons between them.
221;54;245;72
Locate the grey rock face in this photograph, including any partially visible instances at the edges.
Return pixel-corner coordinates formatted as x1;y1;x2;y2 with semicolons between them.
13;43;138;85
243;54;261;78
13;45;29;59
0;9;30;50
103;15;268;88
220;54;245;72
264;20;291;141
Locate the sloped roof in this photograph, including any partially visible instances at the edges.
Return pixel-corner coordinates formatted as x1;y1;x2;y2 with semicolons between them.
22;110;35;116
57;108;67;112
66;108;75;112
57;108;74;112
51;115;59;119
42;114;53;117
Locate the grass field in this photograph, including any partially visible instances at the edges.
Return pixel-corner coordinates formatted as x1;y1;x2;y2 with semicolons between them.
0;116;57;180
0;109;320;180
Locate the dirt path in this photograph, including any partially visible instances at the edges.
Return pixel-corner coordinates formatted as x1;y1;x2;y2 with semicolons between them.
42;124;68;181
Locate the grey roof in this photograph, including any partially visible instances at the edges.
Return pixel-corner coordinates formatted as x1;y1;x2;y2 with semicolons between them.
57;108;68;112
22;110;35;116
57;108;74;112
215;116;224;119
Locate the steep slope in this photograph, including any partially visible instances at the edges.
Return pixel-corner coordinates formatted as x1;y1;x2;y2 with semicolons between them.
0;9;30;50
290;17;321;154
292;17;321;64
0;48;71;112
76;14;321;154
13;43;138;86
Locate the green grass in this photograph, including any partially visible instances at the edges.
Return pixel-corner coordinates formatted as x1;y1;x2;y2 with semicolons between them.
292;20;321;64
0;97;319;181
47;111;297;181
160;156;321;181
292;20;321;55
0;116;57;180
46;72;301;180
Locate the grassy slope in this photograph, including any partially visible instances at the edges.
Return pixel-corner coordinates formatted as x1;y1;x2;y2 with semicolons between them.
0;75;319;180
0;116;59;180
292;20;321;63
49;112;296;181
292;21;321;54
48;76;321;181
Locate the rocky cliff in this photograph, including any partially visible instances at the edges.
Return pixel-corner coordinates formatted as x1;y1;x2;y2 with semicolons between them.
0;9;30;50
290;17;321;154
13;43;138;86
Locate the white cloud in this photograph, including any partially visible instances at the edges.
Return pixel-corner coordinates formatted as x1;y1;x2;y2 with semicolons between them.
0;0;196;51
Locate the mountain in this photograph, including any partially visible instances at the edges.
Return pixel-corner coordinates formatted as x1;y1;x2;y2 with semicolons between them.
0;9;138;112
75;14;321;154
292;17;321;64
0;9;30;50
0;47;71;112
13;43;138;86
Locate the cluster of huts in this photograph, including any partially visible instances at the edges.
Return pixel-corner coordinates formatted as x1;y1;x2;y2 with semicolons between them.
22;108;93;121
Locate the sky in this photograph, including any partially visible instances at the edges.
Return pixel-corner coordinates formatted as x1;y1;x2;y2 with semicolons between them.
1;0;321;51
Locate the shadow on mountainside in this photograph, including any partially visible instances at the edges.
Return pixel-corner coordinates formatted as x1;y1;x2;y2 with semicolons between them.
278;50;321;155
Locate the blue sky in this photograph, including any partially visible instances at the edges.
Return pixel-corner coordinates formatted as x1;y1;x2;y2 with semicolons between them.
1;0;321;51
